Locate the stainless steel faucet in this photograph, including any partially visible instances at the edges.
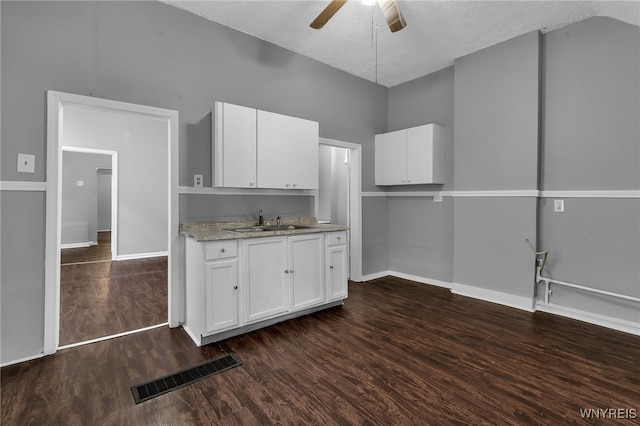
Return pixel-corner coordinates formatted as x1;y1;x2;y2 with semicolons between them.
258;210;264;226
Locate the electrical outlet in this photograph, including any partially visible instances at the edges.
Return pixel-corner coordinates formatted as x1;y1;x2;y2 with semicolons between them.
76;180;84;187
434;194;443;203
553;199;565;213
194;174;203;188
17;153;35;173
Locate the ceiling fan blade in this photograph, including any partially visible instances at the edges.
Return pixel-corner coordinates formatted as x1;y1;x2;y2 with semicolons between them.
310;0;348;29
377;0;407;32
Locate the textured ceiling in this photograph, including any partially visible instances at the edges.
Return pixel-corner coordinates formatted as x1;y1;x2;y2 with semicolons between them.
162;0;640;87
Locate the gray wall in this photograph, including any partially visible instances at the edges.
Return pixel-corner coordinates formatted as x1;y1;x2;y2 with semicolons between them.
61;151;112;245
0;1;386;363
452;31;540;298
539;17;640;321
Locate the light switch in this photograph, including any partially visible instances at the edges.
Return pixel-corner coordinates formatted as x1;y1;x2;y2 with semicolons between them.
17;153;35;173
553;199;565;213
194;174;203;188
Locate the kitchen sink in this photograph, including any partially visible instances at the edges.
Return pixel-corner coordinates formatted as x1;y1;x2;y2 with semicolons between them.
265;225;314;231
230;227;269;233
230;224;314;233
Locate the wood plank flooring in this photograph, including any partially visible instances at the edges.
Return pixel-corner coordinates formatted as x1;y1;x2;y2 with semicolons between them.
3;276;639;425
59;232;168;346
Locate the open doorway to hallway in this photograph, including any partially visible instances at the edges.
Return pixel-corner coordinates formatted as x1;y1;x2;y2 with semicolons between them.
58;149;168;347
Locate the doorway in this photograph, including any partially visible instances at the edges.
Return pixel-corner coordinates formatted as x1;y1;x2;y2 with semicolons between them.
317;138;362;281
45;91;180;355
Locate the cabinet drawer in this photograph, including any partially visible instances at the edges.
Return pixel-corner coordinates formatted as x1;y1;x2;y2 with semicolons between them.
326;231;347;246
204;241;237;260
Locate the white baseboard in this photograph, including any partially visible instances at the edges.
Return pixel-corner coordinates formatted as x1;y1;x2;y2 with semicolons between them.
1;352;44;368
451;282;536;312
536;303;640;336
61;241;96;249
360;270;392;281
388;271;452;289
116;251;168;261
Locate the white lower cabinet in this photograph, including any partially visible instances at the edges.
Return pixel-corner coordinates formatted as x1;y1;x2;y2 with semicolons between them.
289;234;325;312
184;238;240;346
184;231;347;346
326;231;348;301
243;237;288;324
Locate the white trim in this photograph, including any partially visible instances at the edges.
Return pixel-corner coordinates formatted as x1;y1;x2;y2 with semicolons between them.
535;303;640;336
540;190;640;198
360;270;391;281
0;352;44;368
388;271;452;289
58;323;169;350
116;251;169;261
178;186;315;196
362;189;640;199
451;282;536;312
0;181;47;191
452;190;540;197
45;91;180;358
60;242;96;249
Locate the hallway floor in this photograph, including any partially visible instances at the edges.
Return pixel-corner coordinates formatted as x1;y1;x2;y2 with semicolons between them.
59;232;168;346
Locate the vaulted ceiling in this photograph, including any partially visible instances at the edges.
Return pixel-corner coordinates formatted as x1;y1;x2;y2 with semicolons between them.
162;1;640;87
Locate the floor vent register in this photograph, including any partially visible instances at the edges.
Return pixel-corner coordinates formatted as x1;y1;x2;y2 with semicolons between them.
131;353;244;404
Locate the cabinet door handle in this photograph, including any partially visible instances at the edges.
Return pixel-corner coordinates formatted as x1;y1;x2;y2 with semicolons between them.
233;285;238;290
337;237;341;240
330;265;334;269
289;270;294;274
292;183;297;188
249;181;255;186
220;248;225;253
284;270;289;274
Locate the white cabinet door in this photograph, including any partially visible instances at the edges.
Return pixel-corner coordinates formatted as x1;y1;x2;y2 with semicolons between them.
205;258;239;333
286;117;319;189
213;102;257;188
326;244;348;301
375;129;406;185
406;125;432;184
243;237;288;323
289;234;325;311
257;110;319;189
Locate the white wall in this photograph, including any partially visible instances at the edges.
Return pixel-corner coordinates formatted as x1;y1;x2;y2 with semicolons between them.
62;105;168;257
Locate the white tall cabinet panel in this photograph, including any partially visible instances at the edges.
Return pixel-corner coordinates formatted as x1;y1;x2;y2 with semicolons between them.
288;234;325;312
213;102;257;188
243;237;288;323
257;110;319;189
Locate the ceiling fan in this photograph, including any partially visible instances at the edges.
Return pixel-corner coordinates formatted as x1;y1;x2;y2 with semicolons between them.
310;0;407;33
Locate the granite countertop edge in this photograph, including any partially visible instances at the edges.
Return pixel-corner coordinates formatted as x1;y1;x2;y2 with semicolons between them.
180;217;349;242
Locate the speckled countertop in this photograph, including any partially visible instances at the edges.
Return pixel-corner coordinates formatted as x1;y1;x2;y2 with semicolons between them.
180;217;348;242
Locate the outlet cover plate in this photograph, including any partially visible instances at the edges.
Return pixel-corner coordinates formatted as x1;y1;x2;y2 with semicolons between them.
17;153;35;173
553;199;565;213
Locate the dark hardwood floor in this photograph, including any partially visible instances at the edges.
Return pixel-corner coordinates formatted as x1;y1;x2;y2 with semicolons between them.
59;231;168;346
3;276;639;424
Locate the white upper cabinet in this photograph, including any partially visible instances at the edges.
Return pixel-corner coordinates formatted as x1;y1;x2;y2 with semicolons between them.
213;102;257;188
257;110;319;189
375;123;445;185
213;102;319;190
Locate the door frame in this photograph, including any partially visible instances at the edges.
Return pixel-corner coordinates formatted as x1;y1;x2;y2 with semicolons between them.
61;147;118;259
45;91;180;355
317;138;362;282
